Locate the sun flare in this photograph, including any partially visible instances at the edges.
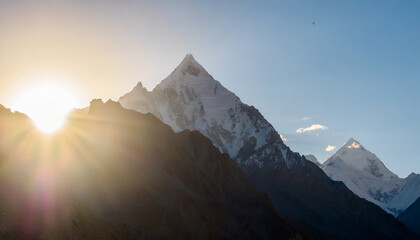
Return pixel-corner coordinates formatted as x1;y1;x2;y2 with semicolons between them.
14;85;77;133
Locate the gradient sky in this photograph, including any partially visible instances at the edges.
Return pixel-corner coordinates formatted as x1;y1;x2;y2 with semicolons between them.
0;0;419;177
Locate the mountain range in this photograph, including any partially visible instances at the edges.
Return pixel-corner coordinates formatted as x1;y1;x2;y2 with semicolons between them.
119;54;418;239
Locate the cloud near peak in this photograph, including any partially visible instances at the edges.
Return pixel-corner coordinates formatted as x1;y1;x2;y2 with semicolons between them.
296;124;328;133
325;145;336;152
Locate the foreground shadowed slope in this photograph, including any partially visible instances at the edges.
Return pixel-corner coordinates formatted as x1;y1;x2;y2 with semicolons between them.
119;54;418;240
398;197;420;236
0;102;302;239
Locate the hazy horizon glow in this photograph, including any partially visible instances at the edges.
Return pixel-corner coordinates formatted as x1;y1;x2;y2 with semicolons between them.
0;0;418;176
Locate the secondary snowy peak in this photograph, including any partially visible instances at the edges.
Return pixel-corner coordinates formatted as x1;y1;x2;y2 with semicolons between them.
321;138;420;215
325;138;397;180
119;54;303;169
344;138;365;150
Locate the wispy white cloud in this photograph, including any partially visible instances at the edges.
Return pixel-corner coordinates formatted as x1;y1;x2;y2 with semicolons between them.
302;116;312;121
296;124;328;133
325;145;336;152
280;134;287;142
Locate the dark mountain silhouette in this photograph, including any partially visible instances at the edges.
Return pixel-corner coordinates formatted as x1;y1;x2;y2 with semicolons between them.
119;54;419;240
0;102;302;239
398;197;420;236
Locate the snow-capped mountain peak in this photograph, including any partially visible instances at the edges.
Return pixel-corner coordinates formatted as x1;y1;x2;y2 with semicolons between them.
326;138;396;180
119;54;304;169
156;54;213;90
344;138;364;150
322;138;420;215
173;53;203;72
176;54;210;77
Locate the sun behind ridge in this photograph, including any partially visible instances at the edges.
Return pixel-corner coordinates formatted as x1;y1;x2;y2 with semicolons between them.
14;85;77;133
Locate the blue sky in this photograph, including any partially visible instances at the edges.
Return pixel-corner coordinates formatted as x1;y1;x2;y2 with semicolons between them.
0;0;419;176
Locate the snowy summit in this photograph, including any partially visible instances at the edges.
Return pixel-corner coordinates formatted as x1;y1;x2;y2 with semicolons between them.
119;54;303;169
323;138;420;215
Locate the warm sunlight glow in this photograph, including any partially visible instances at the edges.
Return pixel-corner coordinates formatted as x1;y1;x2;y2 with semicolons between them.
14;85;77;133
